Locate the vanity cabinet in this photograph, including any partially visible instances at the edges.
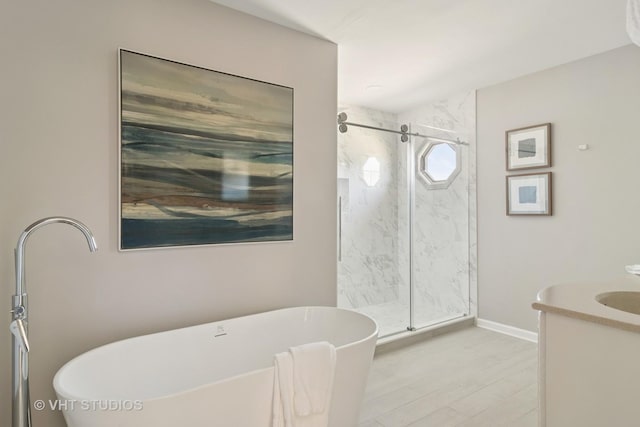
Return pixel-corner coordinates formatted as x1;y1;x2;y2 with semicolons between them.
533;276;640;427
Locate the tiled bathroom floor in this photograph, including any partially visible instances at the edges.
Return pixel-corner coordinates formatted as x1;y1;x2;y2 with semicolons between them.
359;326;538;427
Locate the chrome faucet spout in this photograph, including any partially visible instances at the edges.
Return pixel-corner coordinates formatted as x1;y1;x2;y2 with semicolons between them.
12;216;97;427
15;216;97;297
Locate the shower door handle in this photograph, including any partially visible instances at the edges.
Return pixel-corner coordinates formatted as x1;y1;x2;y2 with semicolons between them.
338;196;342;262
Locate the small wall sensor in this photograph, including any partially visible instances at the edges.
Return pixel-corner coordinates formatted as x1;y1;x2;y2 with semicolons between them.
578;144;589;151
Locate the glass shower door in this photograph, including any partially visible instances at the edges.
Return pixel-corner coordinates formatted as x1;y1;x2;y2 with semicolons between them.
409;128;470;329
337;112;411;337
337;111;471;337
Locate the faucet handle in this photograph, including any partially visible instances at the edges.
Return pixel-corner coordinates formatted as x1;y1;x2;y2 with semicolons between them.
11;304;26;318
10;318;30;353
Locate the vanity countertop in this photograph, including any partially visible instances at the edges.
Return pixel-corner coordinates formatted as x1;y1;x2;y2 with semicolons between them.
532;275;640;333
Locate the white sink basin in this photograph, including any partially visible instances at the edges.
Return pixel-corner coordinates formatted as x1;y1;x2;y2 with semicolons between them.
596;291;640;315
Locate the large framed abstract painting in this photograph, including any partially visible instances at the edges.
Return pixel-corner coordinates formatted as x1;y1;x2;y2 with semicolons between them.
119;49;293;250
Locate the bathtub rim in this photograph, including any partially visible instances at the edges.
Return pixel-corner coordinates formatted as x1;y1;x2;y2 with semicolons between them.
53;305;378;403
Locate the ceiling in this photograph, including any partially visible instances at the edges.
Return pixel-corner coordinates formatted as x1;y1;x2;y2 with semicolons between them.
210;0;632;113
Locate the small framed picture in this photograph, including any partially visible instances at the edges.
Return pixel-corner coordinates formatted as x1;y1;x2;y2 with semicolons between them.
506;172;552;216
506;123;551;171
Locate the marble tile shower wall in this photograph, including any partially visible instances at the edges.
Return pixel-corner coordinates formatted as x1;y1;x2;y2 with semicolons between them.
399;90;477;322
337;105;406;309
337;92;477;323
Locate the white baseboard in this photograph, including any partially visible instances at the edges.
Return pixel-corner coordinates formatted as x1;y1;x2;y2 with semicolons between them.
476;318;538;343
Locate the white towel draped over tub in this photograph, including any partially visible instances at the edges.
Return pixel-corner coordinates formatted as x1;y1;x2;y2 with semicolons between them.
272;342;337;427
629;0;640;46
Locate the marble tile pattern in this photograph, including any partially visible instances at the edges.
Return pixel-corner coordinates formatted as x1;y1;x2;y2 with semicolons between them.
399;90;478;325
337;105;408;309
337;92;477;333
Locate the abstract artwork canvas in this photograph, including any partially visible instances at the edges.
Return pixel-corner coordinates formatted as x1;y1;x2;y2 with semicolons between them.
119;49;293;250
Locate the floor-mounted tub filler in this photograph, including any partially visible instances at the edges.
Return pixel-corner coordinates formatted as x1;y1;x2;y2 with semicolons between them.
11;217;98;427
54;306;378;427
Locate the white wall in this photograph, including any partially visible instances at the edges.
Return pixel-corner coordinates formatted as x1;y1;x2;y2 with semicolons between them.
477;45;640;332
0;1;337;425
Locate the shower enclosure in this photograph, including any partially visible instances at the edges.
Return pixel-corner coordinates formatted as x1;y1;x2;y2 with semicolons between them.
337;103;474;338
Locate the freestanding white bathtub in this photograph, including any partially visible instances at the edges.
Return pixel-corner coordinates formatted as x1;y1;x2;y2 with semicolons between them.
53;306;378;427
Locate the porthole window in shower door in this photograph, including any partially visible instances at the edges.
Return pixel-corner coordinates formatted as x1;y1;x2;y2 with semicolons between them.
417;142;461;189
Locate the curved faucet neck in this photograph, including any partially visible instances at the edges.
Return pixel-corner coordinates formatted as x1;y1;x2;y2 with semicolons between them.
14;217;98;297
